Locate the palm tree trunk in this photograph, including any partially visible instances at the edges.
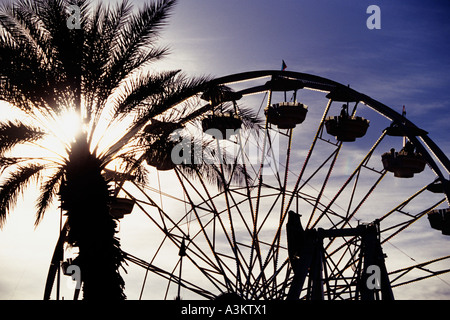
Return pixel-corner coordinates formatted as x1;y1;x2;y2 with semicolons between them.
59;135;126;300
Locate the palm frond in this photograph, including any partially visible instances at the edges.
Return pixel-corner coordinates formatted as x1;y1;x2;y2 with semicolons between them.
0;0;68;116
82;0;133;119
157;133;253;191
0;42;51;114
109;153;149;185
109;0;176;68
97;0;176;102
155;83;263;134
0;156;41;175
0;163;45;227
43;0;84;112
0;0;44;45
178;162;253;193
226;103;263;131
35;167;64;226
101;72;209;162
112;69;180;118
0;120;46;155
101;0;134;47
135;72;210;122
204;140;254;190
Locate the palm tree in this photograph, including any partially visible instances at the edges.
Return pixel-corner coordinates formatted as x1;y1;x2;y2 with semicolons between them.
0;0;259;300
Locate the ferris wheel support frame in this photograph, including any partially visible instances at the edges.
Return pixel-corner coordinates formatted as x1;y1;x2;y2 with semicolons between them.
286;210;394;301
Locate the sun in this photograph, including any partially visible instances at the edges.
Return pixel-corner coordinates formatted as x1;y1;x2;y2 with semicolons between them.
31;108;86;161
56;109;84;144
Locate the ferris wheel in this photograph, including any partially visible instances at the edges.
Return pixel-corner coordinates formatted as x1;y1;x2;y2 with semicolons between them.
45;70;450;300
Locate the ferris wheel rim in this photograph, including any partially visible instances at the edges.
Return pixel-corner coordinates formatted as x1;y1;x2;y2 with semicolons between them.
205;69;450;185
44;69;450;300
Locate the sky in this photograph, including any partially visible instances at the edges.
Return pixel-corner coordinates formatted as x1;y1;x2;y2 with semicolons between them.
1;0;450;300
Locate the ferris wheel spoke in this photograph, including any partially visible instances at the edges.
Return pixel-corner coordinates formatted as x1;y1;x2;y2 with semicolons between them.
282;99;333;218
174;169;238;291
306;143;343;228
318;234;372;299
240;97;337;298
250;259;290;299
373;182;447;248
133;177;239;294
388;255;450;289
125;252;217;299
305;102;366;229
254;175;305;289
124;184;187;242
176;163;266;296
309;131;387;230
252;91;273;229
380;197;446;244
214;157;258;292
338;171;386;229
264;128;295;283
240;120;276;292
